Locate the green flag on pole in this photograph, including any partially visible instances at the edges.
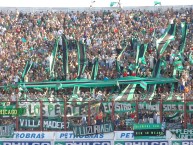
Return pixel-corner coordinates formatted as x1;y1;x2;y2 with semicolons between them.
154;1;161;5
110;2;118;7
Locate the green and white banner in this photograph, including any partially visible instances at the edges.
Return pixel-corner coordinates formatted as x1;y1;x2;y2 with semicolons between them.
167;129;193;139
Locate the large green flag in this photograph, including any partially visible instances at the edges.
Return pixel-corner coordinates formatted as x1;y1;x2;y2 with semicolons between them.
115;84;136;101
179;22;188;54
22;60;33;82
50;38;59;78
91;58;99;80
154;1;161;5
62;36;69;80
77;41;87;79
116;60;121;74
156;24;176;55
140;81;147;90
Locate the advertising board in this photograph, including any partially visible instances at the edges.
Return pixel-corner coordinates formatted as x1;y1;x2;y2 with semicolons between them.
0;141;51;145
114;141;169;145
114;131;134;140
55;141;111;145
13;132;54;139
167;129;193;139
55;131;114;140
171;140;193;145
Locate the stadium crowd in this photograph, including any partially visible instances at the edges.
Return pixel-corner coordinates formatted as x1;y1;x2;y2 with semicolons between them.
0;7;193;130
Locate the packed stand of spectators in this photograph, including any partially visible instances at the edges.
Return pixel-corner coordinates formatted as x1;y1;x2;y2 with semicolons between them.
0;7;193;130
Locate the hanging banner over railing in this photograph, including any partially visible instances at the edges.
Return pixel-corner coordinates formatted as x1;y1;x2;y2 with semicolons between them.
72;123;114;137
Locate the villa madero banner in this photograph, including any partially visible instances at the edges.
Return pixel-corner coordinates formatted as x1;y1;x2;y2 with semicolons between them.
18;117;71;130
72;123;114;137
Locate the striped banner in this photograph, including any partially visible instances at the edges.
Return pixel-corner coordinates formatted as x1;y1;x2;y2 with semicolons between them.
50;38;59;78
116;60;121;74
179;22;188;54
91;58;99;80
140;81;147;90
115;84;136;101
62;36;69;80
156;24;176;55
77;41;87;79
137;44;148;65
21;60;33;82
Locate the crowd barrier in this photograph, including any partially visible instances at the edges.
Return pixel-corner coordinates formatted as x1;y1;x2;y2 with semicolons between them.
1;131;193;145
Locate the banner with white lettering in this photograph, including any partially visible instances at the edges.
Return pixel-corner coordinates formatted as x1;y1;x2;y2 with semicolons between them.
54;141;112;145
12;132;54;139
166;129;193;139
114;141;169;145
0;124;14;138
72;123;114;136
0;141;51;145
114;131;134;140
55;131;114;140
18;117;70;130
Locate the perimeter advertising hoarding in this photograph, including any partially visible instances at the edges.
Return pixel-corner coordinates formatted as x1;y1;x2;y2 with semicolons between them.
0;141;51;145
171;140;193;145
12;132;54;139
55;141;112;145
55;131;114;140
114;141;169;145
114;131;134;140
167;129;193;139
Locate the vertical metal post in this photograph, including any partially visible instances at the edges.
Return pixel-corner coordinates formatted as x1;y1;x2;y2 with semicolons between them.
64;97;67;131
40;101;43;131
88;101;91;125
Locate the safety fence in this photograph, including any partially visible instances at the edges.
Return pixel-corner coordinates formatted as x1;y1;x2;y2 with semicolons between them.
1;99;193;131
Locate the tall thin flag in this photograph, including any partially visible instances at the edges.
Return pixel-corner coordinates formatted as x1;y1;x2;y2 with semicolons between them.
154;1;161;5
